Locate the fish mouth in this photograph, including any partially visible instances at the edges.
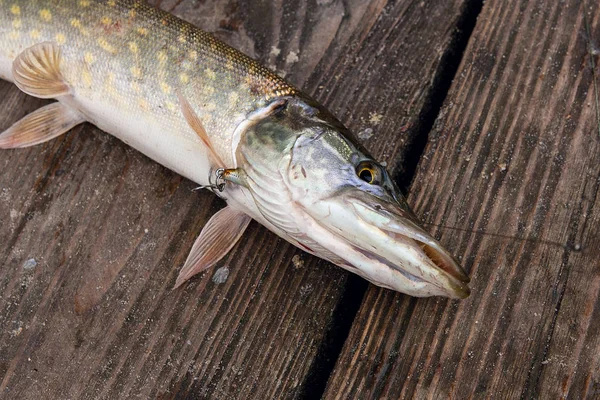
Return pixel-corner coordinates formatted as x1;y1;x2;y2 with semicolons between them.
326;193;471;299
371;229;470;299
350;243;469;298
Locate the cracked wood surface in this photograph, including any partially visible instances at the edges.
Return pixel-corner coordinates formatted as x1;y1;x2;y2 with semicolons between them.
325;0;600;398
0;0;468;398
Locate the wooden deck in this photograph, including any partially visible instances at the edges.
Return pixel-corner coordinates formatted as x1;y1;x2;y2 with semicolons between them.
0;0;598;398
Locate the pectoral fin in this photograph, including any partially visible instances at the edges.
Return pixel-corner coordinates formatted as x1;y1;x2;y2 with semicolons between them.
12;42;69;98
174;206;251;288
178;92;225;167
0;102;84;148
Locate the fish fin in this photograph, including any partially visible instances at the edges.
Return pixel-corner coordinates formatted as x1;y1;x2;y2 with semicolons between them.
177;92;225;167
12;42;69;99
174;206;251;288
0;102;85;149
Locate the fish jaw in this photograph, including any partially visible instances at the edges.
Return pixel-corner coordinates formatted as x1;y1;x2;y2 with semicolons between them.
294;192;471;299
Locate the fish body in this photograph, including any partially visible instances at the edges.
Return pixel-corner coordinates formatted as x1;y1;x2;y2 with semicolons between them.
0;0;470;298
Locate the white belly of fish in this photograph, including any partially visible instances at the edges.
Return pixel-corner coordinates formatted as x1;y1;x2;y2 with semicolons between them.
0;54;14;83
70;95;213;186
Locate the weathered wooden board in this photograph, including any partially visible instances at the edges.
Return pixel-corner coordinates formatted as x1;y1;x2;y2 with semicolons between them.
325;0;600;398
0;0;470;398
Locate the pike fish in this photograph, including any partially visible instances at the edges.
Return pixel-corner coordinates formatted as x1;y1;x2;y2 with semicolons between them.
0;0;470;298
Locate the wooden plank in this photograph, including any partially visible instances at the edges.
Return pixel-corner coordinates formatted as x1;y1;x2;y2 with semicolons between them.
0;0;469;398
325;0;600;398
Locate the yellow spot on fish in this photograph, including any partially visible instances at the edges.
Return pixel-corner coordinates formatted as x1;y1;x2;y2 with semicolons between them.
160;82;171;94
79;0;90;7
205;68;216;80
29;29;41;40
178;35;186;43
84;52;94;64
136;27;148;36
128;9;136;18
104;73;116;92
10;4;20;15
9;31;19;40
55;33;66;45
39;9;52;22
71;18;81;28
128;42;138;54
97;38;116;54
205;103;217;112
228;92;239;105
138;98;149;110
275;89;292;97
82;69;93;87
181;60;193;71
204;86;215;96
166;101;177;112
243;75;255;87
157;51;167;63
179;73;189;84
101;16;112;26
131;81;140;92
108;0;116;6
12;19;21;29
189;50;198;61
130;66;141;78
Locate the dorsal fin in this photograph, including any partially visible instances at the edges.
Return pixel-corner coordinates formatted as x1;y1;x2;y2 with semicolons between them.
12;42;69;99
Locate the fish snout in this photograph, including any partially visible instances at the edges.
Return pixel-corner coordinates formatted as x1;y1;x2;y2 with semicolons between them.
349;197;471;299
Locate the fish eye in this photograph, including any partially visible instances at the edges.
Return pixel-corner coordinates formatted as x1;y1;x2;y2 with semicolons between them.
356;161;382;185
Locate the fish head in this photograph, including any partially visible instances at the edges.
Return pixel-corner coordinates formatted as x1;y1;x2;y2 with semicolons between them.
233;97;470;299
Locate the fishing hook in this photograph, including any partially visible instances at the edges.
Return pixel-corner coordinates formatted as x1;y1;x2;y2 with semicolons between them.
192;168;226;193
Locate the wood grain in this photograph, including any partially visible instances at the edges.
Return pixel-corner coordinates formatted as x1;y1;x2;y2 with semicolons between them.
0;0;468;398
325;0;600;398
